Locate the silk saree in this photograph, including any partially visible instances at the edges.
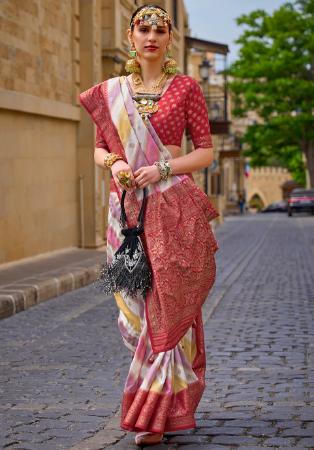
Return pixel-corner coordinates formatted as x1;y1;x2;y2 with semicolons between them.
80;76;218;432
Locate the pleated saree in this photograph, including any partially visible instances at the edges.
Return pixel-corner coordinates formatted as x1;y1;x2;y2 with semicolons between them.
80;75;218;433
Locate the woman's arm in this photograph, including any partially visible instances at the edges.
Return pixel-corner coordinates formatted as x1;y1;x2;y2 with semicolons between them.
168;147;213;175
94;147;110;168
94;147;136;191
134;147;214;189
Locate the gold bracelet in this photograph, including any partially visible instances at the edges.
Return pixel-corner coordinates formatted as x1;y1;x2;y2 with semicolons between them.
103;153;124;169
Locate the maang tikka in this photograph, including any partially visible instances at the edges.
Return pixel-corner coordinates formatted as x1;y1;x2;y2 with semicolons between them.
131;6;172;30
125;44;141;73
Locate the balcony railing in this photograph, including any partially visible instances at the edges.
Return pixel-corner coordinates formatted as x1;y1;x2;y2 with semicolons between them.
204;94;226;122
203;93;229;134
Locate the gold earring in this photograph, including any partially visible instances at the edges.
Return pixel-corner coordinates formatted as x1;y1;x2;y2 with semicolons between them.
163;47;178;74
125;44;141;73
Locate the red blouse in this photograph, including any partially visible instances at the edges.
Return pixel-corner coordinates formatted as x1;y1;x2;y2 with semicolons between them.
96;74;213;150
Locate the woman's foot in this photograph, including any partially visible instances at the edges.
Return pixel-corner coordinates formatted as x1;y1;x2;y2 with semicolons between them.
135;431;163;446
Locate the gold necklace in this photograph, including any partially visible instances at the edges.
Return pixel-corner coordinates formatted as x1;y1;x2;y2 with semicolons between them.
132;72;168;94
131;72;169;122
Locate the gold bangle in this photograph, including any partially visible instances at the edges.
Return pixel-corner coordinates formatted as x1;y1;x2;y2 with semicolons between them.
154;160;172;181
103;153;124;169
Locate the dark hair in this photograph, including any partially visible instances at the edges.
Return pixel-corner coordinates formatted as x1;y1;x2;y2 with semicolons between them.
130;4;172;32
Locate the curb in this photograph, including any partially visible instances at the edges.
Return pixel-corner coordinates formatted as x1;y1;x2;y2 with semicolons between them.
0;258;104;321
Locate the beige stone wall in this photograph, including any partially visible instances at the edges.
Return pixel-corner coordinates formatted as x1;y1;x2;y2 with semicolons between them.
0;0;81;264
245;167;292;207
77;0;104;249
0;110;78;263
0;0;190;264
0;0;76;103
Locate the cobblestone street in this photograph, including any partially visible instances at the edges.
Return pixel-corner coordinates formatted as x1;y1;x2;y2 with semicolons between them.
1;214;314;450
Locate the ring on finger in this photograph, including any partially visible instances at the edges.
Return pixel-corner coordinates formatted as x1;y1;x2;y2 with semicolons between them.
119;179;131;188
118;171;132;188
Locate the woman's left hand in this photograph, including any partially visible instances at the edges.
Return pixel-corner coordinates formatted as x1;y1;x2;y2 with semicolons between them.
134;165;160;189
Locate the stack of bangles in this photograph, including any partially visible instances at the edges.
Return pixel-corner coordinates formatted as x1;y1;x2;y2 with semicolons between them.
154;160;173;181
103;152;124;169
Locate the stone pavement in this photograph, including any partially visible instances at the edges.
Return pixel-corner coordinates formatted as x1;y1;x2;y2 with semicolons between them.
1;214;314;449
0;248;105;320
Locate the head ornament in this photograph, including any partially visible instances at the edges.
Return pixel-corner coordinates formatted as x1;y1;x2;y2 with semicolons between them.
131;6;172;30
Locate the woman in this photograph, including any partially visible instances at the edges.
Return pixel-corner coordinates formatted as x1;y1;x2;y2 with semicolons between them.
80;4;218;446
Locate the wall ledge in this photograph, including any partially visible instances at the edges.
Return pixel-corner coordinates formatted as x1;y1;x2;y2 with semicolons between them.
0;89;80;122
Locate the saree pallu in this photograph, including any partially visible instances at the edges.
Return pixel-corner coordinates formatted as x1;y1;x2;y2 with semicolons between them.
80;76;219;432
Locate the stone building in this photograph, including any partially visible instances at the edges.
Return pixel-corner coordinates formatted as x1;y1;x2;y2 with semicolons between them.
0;0;189;264
245;167;292;210
227;89;294;212
187;48;247;220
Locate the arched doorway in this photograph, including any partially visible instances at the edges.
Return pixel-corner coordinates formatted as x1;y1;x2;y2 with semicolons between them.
248;193;265;212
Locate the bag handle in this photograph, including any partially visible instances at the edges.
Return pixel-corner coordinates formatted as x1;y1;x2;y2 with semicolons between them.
120;188;147;229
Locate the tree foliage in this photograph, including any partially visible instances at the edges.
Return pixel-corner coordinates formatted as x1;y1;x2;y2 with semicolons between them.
228;0;314;186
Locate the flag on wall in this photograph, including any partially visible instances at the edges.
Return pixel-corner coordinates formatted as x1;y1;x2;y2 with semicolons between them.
245;162;250;178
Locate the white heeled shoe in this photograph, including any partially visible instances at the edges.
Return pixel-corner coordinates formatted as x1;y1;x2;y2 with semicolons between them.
135;431;163;446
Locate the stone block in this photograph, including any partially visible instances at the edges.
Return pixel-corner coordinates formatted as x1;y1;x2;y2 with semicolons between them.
211;435;260;445
0;290;25;313
195;426;246;436
263;437;296;446
180;446;227;450
298;438;314;447
72;268;98;289
168;435;208;444
36;279;59;303
57;273;75;295
0;295;14;319
14;284;38;308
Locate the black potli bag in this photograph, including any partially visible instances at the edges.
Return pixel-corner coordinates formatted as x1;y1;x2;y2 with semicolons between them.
97;188;152;297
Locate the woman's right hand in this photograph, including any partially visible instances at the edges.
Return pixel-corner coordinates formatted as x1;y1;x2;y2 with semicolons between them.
111;160;135;191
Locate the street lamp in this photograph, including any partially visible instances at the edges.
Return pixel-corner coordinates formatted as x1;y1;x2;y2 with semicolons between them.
199;59;211;82
211;102;220;121
198;58;212;195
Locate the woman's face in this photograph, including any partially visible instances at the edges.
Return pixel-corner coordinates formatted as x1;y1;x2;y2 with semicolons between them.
129;21;171;62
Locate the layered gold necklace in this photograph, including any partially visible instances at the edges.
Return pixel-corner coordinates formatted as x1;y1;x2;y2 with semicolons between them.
131;72;169;122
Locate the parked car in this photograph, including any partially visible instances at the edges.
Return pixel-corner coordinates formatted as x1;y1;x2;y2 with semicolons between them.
287;189;314;216
261;201;287;213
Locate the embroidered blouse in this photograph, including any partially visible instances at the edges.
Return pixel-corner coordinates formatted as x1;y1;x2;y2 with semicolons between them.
96;74;213;151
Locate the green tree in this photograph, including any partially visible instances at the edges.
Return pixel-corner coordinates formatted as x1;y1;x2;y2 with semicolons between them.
228;0;314;186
